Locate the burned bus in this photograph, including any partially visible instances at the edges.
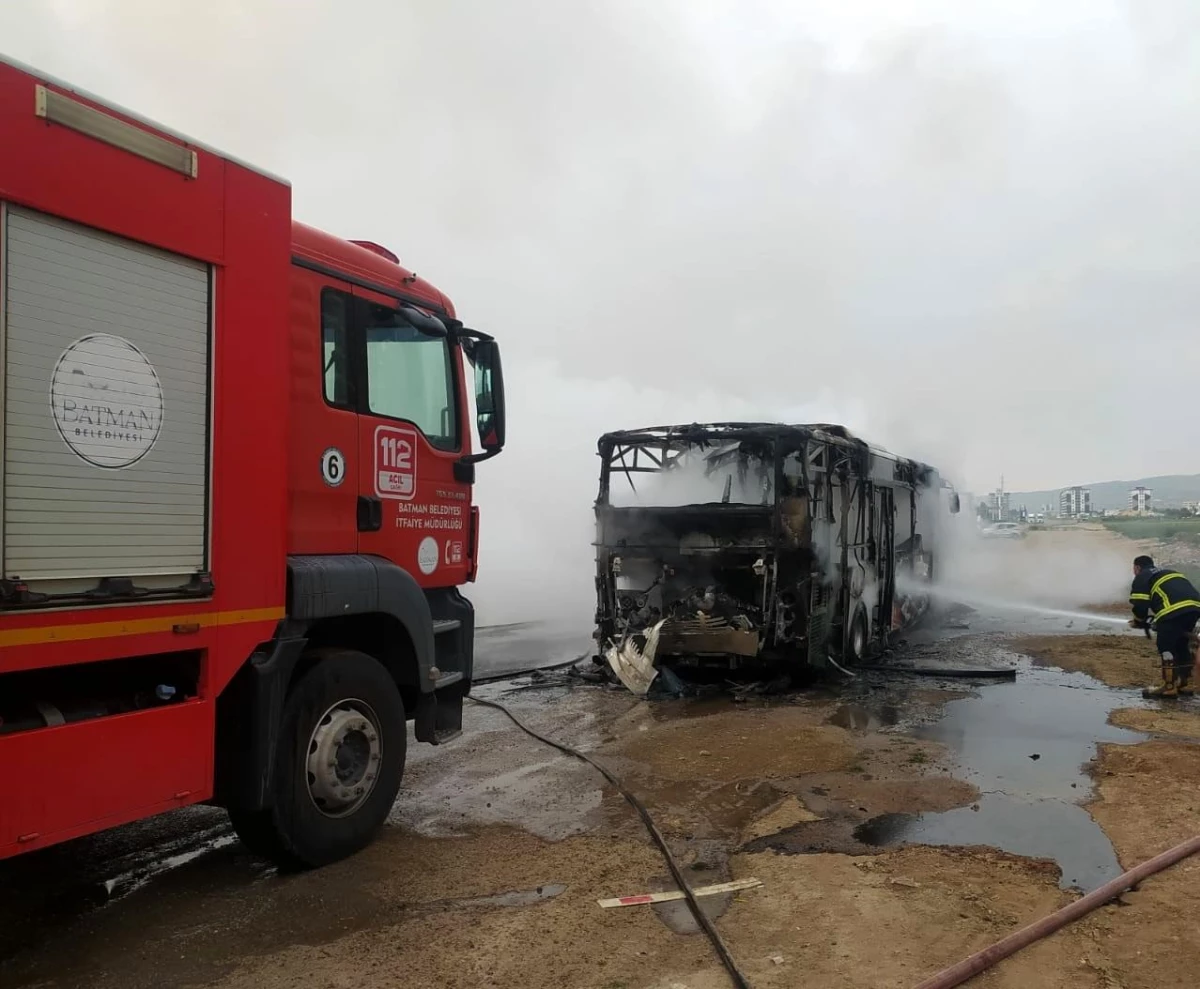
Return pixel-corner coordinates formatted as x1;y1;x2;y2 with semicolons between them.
592;423;960;692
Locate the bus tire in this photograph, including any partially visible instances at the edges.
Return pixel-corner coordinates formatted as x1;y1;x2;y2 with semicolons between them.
847;605;870;664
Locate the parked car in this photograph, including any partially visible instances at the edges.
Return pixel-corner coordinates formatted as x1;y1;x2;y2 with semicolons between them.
981;522;1024;539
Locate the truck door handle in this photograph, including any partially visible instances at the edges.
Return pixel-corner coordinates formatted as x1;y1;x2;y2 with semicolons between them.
357;496;382;532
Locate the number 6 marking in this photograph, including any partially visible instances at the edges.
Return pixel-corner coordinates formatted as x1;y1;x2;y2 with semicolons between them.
321;447;346;487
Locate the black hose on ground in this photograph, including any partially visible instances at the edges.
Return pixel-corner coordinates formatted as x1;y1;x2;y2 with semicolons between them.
471;654;591;686
468;695;752;989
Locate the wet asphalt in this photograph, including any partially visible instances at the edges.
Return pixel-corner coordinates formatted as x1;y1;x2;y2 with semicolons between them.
0;605;1159;985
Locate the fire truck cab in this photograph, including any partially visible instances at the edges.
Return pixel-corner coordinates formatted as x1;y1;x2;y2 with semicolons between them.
0;55;505;866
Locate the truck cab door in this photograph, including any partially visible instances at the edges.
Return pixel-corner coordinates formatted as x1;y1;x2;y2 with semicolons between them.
289;284;360;555
351;290;471;585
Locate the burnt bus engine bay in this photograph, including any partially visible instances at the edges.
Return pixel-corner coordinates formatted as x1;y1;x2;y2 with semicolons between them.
591;423;960;693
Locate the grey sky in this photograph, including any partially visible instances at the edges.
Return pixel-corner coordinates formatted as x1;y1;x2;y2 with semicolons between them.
4;0;1199;621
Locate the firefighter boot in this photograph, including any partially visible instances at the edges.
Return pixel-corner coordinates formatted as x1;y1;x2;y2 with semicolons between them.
1186;629;1200;697
1143;660;1178;699
1176;663;1194;697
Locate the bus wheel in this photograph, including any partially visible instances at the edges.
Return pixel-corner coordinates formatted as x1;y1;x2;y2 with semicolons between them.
847;605;869;664
230;648;406;869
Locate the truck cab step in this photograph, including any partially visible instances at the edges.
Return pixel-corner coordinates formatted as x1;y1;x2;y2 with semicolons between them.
432;619;462;635
431;670;464;689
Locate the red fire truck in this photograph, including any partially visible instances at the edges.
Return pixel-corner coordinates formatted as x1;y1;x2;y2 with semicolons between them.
0;56;505;867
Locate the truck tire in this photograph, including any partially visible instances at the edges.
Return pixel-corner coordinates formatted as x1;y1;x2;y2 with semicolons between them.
226;806;289;862
229;648;406;869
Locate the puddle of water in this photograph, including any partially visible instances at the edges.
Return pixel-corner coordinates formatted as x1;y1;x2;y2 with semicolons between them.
646;857;734;935
860;656;1147;891
827;703;901;732
853;796;1121;891
653;890;733;934
742;815;872;857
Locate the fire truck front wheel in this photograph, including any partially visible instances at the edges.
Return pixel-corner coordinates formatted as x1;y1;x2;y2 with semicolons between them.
230;648;407;868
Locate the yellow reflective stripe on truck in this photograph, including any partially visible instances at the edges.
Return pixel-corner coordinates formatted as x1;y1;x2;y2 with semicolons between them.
0;607;285;648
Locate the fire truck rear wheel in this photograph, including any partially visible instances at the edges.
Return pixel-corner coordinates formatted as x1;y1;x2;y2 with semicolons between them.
231;648;406;868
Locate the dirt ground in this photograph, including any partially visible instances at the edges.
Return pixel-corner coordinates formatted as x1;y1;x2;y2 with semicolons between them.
1079;732;1200;989
46;684;1098;989
202;835;1098;989
9;672;1191;989
1017;633;1161;689
1110;706;1200;737
215;634;1200;989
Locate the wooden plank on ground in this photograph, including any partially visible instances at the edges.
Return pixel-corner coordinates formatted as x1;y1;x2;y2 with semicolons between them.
597;877;763;909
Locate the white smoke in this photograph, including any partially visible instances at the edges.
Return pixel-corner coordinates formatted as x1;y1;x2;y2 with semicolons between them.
608;445;774;509
4;2;1193;632
934;523;1133;609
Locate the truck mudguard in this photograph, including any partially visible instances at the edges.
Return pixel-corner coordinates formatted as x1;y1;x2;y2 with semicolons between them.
216;555;435;813
286;555;437;686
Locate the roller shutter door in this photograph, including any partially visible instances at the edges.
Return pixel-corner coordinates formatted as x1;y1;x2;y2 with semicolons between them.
2;206;211;586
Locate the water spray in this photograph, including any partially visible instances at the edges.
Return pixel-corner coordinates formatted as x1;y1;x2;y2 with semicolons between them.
917;584;1131;628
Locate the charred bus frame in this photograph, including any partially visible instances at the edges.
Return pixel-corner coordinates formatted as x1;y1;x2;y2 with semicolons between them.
593;423;960;685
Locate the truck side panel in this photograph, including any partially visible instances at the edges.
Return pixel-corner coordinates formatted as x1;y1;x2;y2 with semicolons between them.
0;698;213;855
0;58;291;858
0;61;225;266
0;71;291;659
3;206;212;589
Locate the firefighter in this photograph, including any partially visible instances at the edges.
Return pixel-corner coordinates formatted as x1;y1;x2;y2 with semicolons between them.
1128;555;1200;698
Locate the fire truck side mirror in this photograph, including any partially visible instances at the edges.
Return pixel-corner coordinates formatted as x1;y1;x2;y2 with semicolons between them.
471;339;506;453
949;492;961;514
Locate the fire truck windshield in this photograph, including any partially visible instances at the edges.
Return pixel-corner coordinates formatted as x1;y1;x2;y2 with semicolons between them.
364;303;459;451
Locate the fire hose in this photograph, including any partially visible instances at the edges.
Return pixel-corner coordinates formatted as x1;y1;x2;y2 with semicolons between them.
912;834;1200;989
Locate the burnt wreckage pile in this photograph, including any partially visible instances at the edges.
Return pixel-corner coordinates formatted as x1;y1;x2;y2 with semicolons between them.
591;423;960;693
